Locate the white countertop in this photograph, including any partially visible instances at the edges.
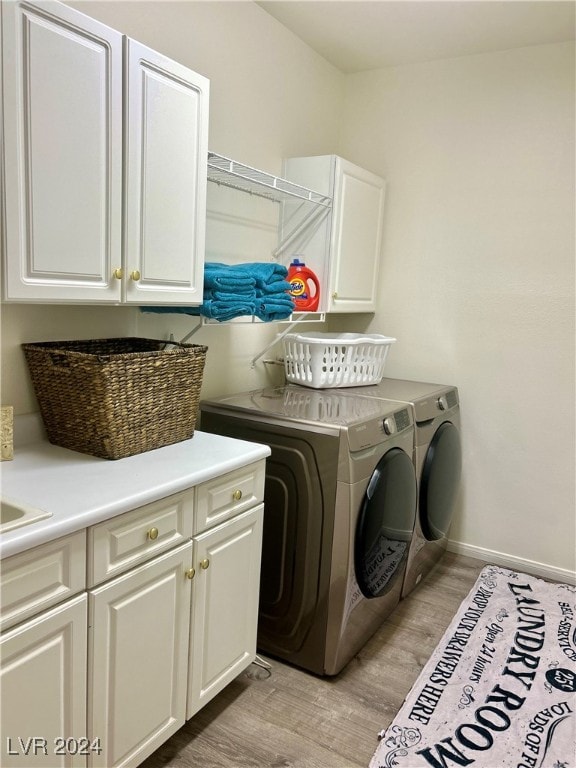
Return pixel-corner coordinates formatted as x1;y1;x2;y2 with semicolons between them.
0;416;270;559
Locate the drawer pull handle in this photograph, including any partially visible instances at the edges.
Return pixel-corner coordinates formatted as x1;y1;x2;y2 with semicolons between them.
232;489;243;501
147;527;159;541
200;558;210;570
185;568;196;580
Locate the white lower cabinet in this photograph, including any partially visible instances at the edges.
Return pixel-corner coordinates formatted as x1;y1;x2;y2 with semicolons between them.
0;458;266;768
85;461;265;767
0;594;88;768
187;505;264;718
88;542;193;768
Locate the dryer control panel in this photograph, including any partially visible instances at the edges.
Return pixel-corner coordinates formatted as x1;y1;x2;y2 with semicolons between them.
413;388;459;423
347;407;413;452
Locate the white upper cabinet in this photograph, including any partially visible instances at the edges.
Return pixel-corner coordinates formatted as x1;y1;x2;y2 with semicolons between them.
2;0;123;302
281;155;386;313
124;39;208;305
1;0;208;304
330;158;386;312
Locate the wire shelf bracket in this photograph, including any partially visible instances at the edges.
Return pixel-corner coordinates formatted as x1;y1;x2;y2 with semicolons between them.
250;313;318;368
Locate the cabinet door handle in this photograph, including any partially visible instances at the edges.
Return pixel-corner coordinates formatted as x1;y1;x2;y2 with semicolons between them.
130;270;141;281
147;527;159;541
200;558;210;570
232;489;243;501
113;268;124;280
185;568;196;580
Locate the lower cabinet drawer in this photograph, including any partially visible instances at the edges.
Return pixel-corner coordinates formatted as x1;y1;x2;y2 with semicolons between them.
0;531;86;632
195;460;265;533
88;491;194;587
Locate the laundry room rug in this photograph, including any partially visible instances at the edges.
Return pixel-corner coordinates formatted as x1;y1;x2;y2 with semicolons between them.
369;565;576;768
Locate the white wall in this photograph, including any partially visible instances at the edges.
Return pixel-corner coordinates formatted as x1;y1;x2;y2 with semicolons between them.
0;0;342;412
336;42;575;578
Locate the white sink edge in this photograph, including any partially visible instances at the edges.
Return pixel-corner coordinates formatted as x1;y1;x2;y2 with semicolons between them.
0;497;53;534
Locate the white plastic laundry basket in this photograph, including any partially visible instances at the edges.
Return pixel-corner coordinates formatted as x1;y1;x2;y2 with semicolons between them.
283;333;396;389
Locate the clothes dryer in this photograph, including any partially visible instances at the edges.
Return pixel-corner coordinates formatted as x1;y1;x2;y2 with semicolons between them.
333;379;461;597
200;385;417;675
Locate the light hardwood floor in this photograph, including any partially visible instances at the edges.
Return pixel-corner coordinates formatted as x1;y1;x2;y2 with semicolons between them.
140;552;488;768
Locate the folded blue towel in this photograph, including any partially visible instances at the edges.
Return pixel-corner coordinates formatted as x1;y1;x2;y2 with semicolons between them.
238;262;289;291
203;288;257;302
201;298;255;321
141;302;253;321
141;262;294;322
254;295;295;322
204;261;289;293
204;262;256;292
254;279;292;295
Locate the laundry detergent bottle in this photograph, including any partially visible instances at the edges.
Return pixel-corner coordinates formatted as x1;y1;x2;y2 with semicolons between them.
287;257;320;312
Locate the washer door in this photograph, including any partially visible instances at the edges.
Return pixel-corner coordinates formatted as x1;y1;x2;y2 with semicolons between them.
420;420;462;541
355;448;417;598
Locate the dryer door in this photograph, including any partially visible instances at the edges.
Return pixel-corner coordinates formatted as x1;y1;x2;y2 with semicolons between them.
355;448;417;598
419;420;462;541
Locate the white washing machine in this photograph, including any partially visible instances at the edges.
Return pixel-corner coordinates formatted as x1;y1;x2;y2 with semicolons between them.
333;378;462;597
200;385;417;675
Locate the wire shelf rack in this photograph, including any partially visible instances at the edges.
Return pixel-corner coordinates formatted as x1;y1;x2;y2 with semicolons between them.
207;152;332;207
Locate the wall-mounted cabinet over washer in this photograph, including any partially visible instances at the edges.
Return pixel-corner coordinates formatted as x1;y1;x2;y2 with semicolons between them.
1;0;209;304
281;155;386;313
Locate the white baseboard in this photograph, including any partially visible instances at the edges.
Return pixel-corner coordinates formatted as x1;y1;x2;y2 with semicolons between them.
446;539;576;586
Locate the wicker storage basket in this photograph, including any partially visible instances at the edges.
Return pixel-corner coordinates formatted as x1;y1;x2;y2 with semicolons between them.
22;338;208;460
283;332;396;389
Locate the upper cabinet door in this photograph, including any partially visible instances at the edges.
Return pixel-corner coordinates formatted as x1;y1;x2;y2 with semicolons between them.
328;158;386;313
2;0;123;302
281;155;386;314
124;39;209;305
